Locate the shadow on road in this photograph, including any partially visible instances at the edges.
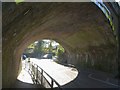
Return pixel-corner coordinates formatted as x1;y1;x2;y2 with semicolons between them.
61;68;120;88
12;79;43;88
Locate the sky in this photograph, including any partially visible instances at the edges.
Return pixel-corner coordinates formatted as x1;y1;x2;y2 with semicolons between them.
43;39;59;47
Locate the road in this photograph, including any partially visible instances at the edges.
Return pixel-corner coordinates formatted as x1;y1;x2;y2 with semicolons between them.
27;58;78;86
23;58;120;88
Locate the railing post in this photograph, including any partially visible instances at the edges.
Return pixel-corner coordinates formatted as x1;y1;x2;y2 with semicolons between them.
28;62;61;89
24;60;26;69
41;69;43;85
51;79;54;88
36;65;38;84
29;61;30;71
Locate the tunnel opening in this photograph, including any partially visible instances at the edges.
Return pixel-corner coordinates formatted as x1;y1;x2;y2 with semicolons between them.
22;39;65;63
17;39;78;88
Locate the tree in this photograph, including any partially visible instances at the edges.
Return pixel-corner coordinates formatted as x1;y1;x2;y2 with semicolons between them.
56;44;65;57
48;40;53;53
34;40;44;54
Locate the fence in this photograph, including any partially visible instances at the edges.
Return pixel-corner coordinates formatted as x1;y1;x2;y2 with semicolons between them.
25;61;62;89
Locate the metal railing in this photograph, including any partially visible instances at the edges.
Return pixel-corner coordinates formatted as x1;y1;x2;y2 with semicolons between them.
25;61;62;89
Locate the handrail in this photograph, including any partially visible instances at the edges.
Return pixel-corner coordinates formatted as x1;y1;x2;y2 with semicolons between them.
37;65;61;88
26;61;62;89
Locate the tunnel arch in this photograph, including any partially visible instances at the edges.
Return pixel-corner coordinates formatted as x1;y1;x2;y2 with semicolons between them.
3;2;118;88
14;37;71;65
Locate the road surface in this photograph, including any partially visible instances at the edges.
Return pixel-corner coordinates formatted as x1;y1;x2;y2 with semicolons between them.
22;58;120;88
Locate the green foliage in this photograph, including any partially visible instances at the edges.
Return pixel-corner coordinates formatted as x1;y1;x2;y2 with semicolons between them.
24;39;65;58
56;44;65;56
24;41;45;54
15;0;24;4
24;43;36;53
48;40;53;53
34;41;44;53
28;43;35;49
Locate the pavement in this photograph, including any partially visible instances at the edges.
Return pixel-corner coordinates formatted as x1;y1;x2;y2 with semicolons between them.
29;58;78;86
30;58;120;88
13;58;120;88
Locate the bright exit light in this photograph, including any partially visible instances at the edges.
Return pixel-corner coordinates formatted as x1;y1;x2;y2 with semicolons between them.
17;65;33;84
19;39;78;87
115;0;120;6
115;0;120;2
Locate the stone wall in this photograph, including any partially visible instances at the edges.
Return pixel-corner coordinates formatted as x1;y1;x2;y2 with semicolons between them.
58;44;117;73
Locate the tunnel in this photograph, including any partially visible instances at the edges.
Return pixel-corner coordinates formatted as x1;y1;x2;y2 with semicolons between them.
2;2;120;88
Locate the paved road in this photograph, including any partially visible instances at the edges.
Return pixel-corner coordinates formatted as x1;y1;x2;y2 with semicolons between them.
28;58;78;86
23;58;120;88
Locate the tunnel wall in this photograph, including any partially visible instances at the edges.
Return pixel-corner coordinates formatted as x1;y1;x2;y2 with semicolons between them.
2;2;118;88
63;44;117;73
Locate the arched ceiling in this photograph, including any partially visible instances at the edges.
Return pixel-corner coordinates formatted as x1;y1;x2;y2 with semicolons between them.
3;2;116;53
2;2;117;88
